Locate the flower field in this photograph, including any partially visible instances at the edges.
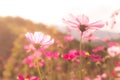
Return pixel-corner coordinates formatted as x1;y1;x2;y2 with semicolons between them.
0;9;120;80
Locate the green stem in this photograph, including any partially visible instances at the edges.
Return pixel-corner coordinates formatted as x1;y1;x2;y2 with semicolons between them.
80;33;83;80
36;59;43;80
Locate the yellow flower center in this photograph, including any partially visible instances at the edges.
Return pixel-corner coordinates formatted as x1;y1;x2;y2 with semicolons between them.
85;52;90;56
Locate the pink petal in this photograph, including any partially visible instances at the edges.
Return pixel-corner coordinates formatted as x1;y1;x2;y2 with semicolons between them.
34;32;44;43
89;21;105;28
17;74;24;80
41;35;51;43
26;74;30;79
31;76;40;80
25;32;34;43
77;14;89;24
62;18;79;28
42;39;54;46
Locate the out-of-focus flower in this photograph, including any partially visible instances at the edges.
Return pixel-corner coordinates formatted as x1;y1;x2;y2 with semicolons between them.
108;42;118;47
115;61;120;66
64;35;74;42
92;46;104;53
17;74;40;80
106;9;120;29
107;45;120;57
23;55;34;68
53;52;59;59
114;66;120;72
63;49;80;61
63;14;104;37
44;52;59;59
101;73;107;78
55;65;62;71
44;52;53;59
90;54;102;62
23;55;45;68
111;9;120;17
110;71;116;76
114;66;120;79
83;32;99;41
70;78;78;80
24;44;36;53
83;77;90;80
102;37;110;42
63;50;86;61
25;32;54;49
93;73;107;80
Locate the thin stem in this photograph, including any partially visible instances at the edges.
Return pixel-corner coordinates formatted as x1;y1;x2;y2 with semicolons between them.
36;59;43;80
80;33;83;80
24;64;28;75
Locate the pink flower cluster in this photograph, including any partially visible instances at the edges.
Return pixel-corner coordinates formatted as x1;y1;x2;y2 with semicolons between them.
64;35;74;42
44;51;59;59
90;54;102;62
63;50;82;61
17;74;40;80
23;55;45;68
18;32;54;79
92;46;104;53
84;73;107;80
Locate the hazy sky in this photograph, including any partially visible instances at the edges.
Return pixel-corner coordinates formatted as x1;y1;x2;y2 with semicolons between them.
0;0;120;32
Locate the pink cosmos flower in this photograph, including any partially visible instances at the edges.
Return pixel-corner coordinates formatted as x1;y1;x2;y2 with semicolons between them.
90;54;102;62
24;44;36;53
44;52;53;59
101;73;107;78
83;77;90;80
115;61;120;66
108;42;119;47
63;54;70;60
92;46;104;53
63;49;80;61
110;71;116;76
63;50;86;61
17;74;40;80
64;35;74;42
93;73;107;80
23;55;34;68
52;52;59;59
102;37;110;42
70;78;78;80
23;55;45;68
63;14;104;37
44;52;59;59
114;66;120;72
107;45;120;57
25;32;54;49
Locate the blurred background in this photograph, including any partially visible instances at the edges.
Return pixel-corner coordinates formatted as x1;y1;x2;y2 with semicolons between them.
0;0;120;80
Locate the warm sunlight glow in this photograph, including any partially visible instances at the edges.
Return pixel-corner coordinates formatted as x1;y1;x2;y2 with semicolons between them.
0;0;120;32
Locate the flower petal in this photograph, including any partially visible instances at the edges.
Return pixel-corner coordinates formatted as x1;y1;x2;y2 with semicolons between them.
34;32;44;43
17;74;24;80
77;14;89;24
89;21;105;28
